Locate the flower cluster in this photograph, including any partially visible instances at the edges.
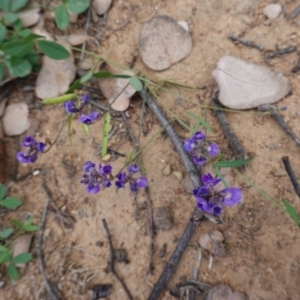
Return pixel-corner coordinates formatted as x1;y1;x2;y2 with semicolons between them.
17;136;46;164
115;164;148;192
184;131;218;165
81;162;148;194
64;94;100;125
192;173;242;222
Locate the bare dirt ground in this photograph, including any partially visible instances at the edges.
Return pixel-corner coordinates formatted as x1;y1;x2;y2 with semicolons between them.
1;0;300;299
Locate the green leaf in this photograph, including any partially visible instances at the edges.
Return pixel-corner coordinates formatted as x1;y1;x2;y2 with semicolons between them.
0;251;10;264
37;40;70;60
282;199;300;226
7;263;19;281
129;76;143;91
13;19;22;32
0;184;6;200
0;24;7;43
185;111;215;133
19;29;31;38
67;0;90;14
11;0;27;12
0;228;14;239
11;219;24;229
0;245;9;252
24;50;40;67
80;71;93;83
2;40;33;56
93;71;113;78
0;62;4;83
0;0;10;12
0;197;22;209
101;112;110;157
4;13;19;24
55;4;70;30
23;217;32;226
213;157;253;169
41;93;75;105
24;225;39;232
67;79;81;93
82;123;89;135
7;58;31;78
0;62;5;83
13;252;32;264
23;33;44;42
67;113;73;143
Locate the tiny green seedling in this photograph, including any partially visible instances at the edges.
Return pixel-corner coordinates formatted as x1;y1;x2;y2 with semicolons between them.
0;184;39;280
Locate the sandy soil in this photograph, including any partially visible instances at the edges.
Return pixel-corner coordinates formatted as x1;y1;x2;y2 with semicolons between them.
1;0;300;299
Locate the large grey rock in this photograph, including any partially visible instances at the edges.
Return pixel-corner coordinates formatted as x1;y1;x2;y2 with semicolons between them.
139;15;192;71
213;56;291;110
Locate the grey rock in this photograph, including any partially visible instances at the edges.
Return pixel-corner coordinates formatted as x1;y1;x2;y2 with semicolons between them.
153;206;173;231
213;56;291;110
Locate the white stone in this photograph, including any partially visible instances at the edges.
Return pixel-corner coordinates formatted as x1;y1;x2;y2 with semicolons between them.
92;0;112;15
213;56;291;110
263;4;282;19
17;7;41;27
3;103;31;136
35;51;76;99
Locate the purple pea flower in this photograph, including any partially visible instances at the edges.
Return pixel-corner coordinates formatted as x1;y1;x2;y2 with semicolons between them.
192;173;242;222
64;94;100;125
184;131;219;165
78;111;100;125
17;136;46;164
115;164;148;192
80;161;113;194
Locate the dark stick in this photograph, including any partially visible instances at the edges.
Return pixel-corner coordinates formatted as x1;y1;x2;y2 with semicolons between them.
121;112;155;274
292;56;300;73
102;219;133;300
140;88;201;300
211;96;246;159
264;46;297;59
258;105;300;146
288;5;300;20
39;183;60;300
228;34;265;51
281;156;300;198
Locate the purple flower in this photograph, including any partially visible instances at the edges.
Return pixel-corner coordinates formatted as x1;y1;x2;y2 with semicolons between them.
21;136;36;147
81;161;113;194
115;172;127;189
64;95;100;126
192;173;242;221
78;111;100;125
64;101;79;113
16;136;46;164
184;131;219;165
115;164;148;192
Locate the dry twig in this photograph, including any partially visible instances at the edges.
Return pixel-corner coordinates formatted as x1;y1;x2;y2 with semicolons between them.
102;219;133;300
282;156;300;199
140;88;202;300
39;183;60;300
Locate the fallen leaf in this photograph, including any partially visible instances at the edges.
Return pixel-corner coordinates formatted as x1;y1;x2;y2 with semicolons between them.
139;15;192;71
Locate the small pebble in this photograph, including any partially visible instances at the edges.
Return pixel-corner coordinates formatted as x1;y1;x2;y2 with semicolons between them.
33;170;40;176
162;164;171;176
102;154;111;161
172;171;183;180
263;4;282;19
153;206;173;231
